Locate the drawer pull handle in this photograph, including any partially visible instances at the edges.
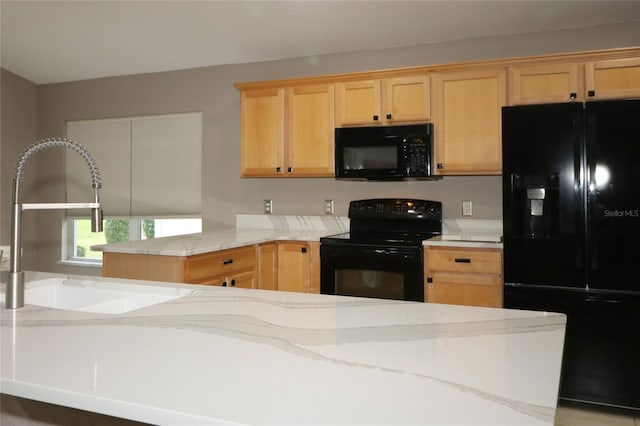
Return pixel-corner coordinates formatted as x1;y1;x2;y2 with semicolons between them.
230;279;236;287
454;258;471;263
222;259;233;265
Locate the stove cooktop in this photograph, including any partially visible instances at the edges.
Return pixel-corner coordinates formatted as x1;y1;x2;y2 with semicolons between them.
321;198;443;247
321;231;439;246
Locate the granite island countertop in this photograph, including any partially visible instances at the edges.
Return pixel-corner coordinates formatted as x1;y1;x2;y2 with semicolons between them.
1;271;565;425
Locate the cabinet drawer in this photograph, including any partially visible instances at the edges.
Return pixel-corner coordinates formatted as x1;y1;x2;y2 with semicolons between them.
185;246;256;283
426;247;502;274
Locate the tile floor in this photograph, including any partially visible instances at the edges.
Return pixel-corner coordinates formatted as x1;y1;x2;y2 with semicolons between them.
555;402;639;426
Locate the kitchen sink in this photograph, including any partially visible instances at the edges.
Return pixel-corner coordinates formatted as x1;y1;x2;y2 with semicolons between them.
17;278;197;314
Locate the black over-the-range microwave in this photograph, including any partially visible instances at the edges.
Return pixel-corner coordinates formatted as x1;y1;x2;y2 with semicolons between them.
334;123;436;180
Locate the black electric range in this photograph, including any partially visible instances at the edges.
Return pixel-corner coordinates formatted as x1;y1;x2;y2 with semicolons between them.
320;198;442;302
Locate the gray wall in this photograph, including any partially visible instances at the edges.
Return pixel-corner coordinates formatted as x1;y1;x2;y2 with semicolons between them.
0;69;38;268
2;21;640;275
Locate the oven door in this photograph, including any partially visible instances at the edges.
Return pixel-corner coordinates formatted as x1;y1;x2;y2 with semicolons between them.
320;243;424;302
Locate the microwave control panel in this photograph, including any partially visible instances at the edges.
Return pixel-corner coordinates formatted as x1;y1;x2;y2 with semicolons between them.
403;138;429;175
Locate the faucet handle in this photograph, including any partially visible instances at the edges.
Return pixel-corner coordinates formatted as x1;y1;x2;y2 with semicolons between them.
91;207;103;233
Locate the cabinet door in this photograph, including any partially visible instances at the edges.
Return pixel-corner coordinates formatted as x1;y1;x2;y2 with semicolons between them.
335;80;382;126
585;57;640;100
240;88;285;176
228;269;256;289
428;272;503;308
307;241;321;294
286;84;335;176
277;242;311;293
257;243;278;290
197;275;226;286
384;76;431;122
509;63;582;105
199;270;255;288
433;69;506;175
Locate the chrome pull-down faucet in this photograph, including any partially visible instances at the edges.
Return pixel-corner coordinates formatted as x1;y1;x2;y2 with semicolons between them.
5;138;103;309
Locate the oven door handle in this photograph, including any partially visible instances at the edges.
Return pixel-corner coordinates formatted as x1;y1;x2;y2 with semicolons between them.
323;245;420;258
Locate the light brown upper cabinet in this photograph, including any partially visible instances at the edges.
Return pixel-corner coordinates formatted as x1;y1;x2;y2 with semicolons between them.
335;76;430;126
432;69;506;175
240;84;334;177
509;57;640;105
508;62;583;105
585;57;640;100
237;47;639;177
240;88;284;176
287;85;335;176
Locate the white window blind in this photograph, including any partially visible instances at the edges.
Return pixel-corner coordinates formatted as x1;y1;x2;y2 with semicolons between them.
66;113;202;217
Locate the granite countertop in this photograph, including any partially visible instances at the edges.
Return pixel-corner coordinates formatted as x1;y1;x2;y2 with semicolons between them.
92;227;338;256
1;271;566;425
93;215;504;256
92;214;349;256
425;219;504;249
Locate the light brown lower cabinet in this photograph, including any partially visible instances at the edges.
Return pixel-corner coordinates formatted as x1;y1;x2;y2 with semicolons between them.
191;268;256;289
102;241;320;294
257;242;278;290
184;246;257;287
257;241;320;293
424;246;503;308
102;245;257;289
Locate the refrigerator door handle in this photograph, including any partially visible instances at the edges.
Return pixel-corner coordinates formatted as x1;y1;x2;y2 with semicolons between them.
585;111;598;274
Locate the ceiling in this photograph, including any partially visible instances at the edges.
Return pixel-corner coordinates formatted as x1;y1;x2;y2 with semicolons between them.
2;1;640;85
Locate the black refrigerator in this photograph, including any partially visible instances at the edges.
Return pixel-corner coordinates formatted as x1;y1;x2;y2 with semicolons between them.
502;99;640;411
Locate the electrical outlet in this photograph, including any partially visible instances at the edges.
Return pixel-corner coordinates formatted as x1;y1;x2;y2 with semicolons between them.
324;199;334;215
264;199;273;214
462;200;473;216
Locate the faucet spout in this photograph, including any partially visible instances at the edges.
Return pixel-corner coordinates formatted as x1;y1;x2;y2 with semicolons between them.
5;138;103;309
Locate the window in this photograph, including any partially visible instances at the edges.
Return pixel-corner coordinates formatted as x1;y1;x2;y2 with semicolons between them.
68;217;202;263
65;113;202;265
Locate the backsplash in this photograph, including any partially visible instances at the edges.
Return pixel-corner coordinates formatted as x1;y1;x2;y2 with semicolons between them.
442;219;502;235
236;215;349;232
235;215;502;236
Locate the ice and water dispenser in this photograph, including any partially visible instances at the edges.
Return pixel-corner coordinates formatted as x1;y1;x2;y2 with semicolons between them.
511;173;560;238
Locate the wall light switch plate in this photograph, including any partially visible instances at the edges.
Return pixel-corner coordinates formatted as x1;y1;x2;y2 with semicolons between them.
462;200;473;216
264;199;273;214
324;199;334;215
